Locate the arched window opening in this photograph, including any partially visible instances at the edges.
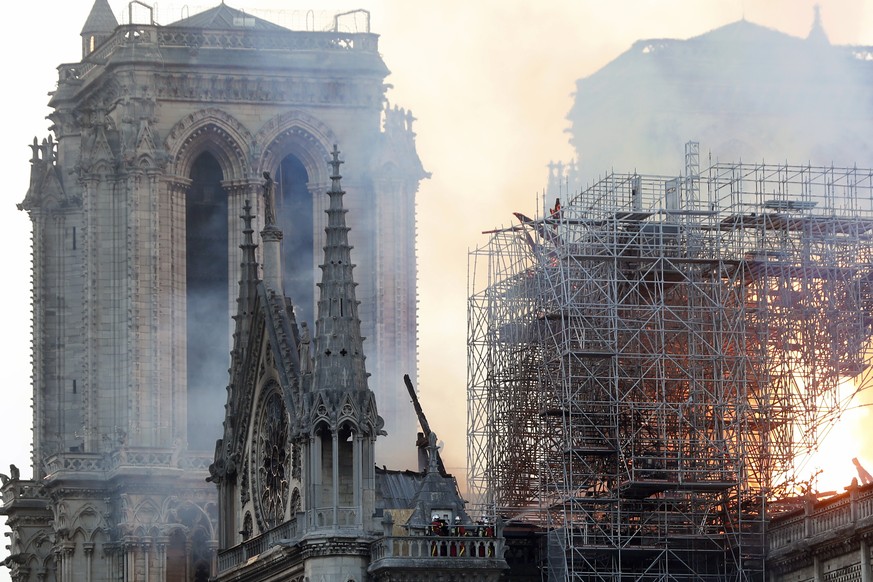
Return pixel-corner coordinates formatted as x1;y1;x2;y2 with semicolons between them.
191;528;212;582
276;154;314;325
337;424;354;506
186;152;229;450
318;426;333;509
165;530;187;582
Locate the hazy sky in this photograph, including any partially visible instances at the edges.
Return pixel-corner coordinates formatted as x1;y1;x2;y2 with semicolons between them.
2;0;872;562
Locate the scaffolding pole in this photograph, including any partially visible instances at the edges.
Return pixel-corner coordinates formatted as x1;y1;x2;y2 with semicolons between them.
468;154;873;581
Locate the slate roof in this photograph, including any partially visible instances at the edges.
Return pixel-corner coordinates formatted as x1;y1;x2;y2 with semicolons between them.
81;0;118;35
686;19;799;46
376;467;424;510
169;3;289;31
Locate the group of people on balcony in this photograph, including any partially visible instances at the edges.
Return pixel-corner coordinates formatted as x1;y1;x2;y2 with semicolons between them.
426;516;497;558
428;515;494;538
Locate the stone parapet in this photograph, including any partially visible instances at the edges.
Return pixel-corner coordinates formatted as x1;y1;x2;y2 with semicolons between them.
768;482;873;579
217;519;299;573
58;24;379;86
370;534;504;563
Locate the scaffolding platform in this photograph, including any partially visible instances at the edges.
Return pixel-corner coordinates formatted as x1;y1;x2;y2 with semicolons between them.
619;479;739;499
468;150;873;582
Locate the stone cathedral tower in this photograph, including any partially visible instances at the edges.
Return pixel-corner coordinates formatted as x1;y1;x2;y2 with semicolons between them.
1;2;425;581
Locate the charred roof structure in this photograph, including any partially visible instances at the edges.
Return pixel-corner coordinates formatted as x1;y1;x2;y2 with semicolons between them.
469;144;873;580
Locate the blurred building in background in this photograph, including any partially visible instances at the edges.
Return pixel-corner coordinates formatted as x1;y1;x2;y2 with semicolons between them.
548;8;873;198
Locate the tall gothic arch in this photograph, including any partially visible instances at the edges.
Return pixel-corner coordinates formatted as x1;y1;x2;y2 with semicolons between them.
256;115;336;327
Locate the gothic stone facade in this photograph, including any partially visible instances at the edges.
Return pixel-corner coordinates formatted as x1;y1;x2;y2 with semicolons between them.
2;3;425;581
209;153;507;582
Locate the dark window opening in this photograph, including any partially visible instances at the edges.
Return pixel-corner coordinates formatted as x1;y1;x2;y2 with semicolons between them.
165;530;187;582
186;152;228;450
276;154;314;325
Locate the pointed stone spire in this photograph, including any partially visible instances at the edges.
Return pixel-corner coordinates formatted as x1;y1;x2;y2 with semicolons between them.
81;0;118;57
312;145;369;393
231;199;259;358
807;4;830;45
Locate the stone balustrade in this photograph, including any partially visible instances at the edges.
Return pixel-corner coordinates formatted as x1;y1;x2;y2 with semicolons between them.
370;534;504;562
44;453;105;475
767;512;804;551
217;519;298;573
768;482;873;554
59;24;379;87
41;449;213;477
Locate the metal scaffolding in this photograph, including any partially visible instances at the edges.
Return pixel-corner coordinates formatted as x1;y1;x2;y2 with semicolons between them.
468;149;873;581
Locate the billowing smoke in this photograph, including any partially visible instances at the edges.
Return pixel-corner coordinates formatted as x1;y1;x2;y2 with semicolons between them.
187;285;230;451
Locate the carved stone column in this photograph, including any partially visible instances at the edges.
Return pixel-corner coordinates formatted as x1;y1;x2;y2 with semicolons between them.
104;542;121;582
59;542;74;581
353;432;362;526
141;540;150;582
185;540;193;581
83;542;94;582
124;537;138;582
308;434;321;529
332;430;339;528
207;540;219;578
154;536;168;582
309;182;328;290
163;177;192;447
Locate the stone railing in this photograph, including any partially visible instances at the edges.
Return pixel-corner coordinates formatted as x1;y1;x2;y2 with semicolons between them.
181;452;214;471
217;518;298;572
157;27;378;52
767;511;805;551
109;448;175;469
810;495;853;537
370;535;504;562
42;449;213;477
59;24;378;87
44;453;105;475
0;481;48;508
768;483;873;554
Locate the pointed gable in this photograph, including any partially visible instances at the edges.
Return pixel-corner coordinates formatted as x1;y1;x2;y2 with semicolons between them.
81;0;118;35
169;3;289;32
212;199;303;485
211;196;311;542
688;19;800;46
